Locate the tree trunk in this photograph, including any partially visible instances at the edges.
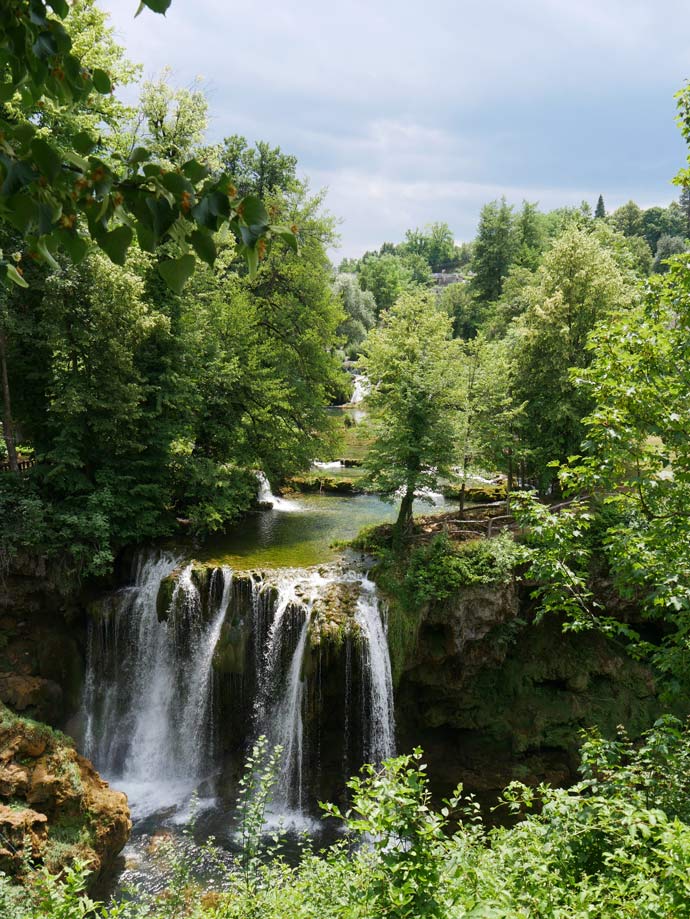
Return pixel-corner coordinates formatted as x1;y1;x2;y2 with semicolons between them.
0;332;19;473
394;487;415;551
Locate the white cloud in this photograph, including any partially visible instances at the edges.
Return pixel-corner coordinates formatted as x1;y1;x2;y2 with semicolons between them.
99;0;690;255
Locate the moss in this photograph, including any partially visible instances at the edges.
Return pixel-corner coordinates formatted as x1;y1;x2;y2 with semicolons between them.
43;812;96;874
213;618;248;676
0;703;74;748
308;582;362;652
366;533;521;685
443;483;508;503
286;474;367;495
156;574;176;622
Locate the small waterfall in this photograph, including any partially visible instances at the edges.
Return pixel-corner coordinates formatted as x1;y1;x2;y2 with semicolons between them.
350;374;370;404
256;471;302;512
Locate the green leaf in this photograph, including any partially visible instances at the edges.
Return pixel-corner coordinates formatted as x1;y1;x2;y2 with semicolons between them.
49;0;70;16
245;245;259;278
4;195;38;233
12;124;38;146
0;159;36;196
56;229;88;264
36;237;60;270
190;229;217;267
128;147;149;166
158;254;196;293
192;191;229;230
160;172;193;196
92;69;112;94
3;264;29;288
240;196;269;229
32;33;58;60
97;225;133;266
31;138;61;182
271;225;299;253
141;0;173;12
73;132;98;156
181;159;210;184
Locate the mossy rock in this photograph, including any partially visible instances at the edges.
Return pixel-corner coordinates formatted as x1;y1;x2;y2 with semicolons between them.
443;483;507;503
287;475;365;495
156;574;177;622
307;581;363;667
213;618;249;676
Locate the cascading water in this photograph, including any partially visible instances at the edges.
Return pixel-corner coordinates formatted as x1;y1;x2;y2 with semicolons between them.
249;567;396;814
356;577;396;764
82;552;396;823
82;555;232;818
256;471;301;512
350;374;370;404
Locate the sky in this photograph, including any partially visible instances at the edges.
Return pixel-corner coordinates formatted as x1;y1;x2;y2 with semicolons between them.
99;0;690;261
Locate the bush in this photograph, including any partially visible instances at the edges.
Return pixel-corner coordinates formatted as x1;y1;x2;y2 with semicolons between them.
7;719;690;918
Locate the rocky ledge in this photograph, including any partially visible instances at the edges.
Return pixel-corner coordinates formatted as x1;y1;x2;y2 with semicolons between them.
0;703;130;881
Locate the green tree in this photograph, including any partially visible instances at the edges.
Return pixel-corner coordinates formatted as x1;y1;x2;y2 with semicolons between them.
359;291;461;538
653;234;687;272
516;254;690;691
439;281;485;340
470;197;516;303
594;194;606;219
358;253;412;316
511;226;634;488
217;135;299;197
129;69;209;166
641;206;666;251
680;186;690;236
611;200;644;237
513;201;545;270
333;273;376;355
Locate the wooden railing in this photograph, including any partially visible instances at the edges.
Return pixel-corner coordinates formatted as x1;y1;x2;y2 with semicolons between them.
0;458;34;474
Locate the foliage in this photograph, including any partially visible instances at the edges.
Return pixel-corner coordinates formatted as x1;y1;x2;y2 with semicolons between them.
510;225;635;488
469;196;516;303
357;252;413;316
404;532;519;606
333;273;376;355
358;291;462;535
8;719;690;918
653;233;687;272
0;1;295;289
514;253;690;695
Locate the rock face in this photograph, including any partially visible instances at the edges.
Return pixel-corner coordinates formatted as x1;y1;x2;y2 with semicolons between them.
0;703;131;878
0;554;87;725
391;577;663;803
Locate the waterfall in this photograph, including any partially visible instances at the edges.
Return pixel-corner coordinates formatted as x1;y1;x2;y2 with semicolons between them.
82;555;396;822
256;471;302;512
350;374;370;404
356;577;396;764
82;555;232;818
250;567;396;814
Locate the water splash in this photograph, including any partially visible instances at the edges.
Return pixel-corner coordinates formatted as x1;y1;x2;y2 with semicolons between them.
256;471;302;512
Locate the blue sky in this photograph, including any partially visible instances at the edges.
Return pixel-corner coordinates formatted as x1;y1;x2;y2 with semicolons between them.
100;0;690;259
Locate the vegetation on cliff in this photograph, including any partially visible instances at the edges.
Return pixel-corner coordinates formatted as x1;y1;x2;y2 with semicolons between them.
3;720;690;918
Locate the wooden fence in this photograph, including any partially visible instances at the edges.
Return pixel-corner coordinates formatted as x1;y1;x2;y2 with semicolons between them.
0;458;34;474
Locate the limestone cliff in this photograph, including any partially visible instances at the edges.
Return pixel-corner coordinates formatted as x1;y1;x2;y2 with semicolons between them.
0;703;131;879
388;576;662;802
